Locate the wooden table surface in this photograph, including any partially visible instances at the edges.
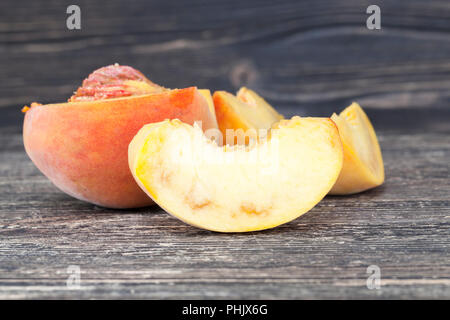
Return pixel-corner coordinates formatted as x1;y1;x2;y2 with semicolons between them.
0;0;449;299
1;115;449;299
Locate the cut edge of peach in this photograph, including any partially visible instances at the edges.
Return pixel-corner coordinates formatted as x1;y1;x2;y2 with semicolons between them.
128;123;162;203
198;89;219;128
213;90;254;132
213;88;284;139
236;87;284;124
23;87;206;111
329;102;384;195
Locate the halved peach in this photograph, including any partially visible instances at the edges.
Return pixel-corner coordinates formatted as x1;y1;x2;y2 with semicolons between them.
23;65;218;208
213;87;283;144
329;103;384;194
129;117;343;232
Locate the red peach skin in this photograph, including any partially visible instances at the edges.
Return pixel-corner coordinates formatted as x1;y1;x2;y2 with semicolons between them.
23;87;217;208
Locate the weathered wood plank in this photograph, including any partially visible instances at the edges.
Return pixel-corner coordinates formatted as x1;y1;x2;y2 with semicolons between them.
0;127;449;299
1;0;450;113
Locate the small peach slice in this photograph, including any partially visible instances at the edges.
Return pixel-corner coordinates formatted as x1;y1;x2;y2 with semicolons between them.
213;88;283;144
236;87;284;125
129;117;343;232
198;89;219;128
329;103;384;195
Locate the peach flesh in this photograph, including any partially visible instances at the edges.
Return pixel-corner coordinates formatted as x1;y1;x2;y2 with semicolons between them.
129;117;343;232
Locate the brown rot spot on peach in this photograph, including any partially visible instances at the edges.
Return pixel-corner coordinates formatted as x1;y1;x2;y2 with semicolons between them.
186;196;211;210
240;202;268;216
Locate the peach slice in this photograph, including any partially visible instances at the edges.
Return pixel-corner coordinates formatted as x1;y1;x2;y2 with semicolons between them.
129;117;343;232
213;87;283;144
198;89;219;129
329;103;384;194
23;65;218;208
213;87;384;195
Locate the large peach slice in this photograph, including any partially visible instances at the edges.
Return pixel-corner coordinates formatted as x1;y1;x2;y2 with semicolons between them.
23;65;218;209
213;87;283;144
329;103;384;194
129;117;343;232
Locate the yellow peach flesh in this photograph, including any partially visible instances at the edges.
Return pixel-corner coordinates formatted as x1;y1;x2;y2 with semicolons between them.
129;117;343;232
329;102;384;194
213;88;283;144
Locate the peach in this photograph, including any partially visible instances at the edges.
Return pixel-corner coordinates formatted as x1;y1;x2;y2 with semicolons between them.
23;65;218;208
213;88;283;144
213;87;384;195
198;89;219;129
129;117;343;232
329;103;384;194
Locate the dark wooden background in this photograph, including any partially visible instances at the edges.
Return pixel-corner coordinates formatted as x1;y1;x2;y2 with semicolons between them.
0;0;449;299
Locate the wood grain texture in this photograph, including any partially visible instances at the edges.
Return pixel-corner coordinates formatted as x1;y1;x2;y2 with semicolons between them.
1;0;450;299
1;0;450;115
0;126;449;299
